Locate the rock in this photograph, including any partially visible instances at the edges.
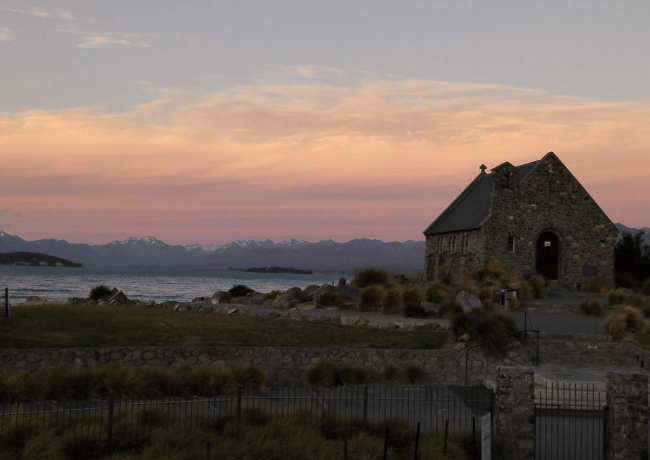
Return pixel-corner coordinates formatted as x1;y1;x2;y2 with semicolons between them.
311;285;335;302
162;301;180;310
457;333;471;342
454;291;482;312
108;290;130;305
192;296;208;303
340;315;360;326
272;292;300;309
303;285;321;298
335;285;360;302
23;296;46;305
420;302;439;316
211;291;231;304
227;308;239;316
296;302;318;311
289;311;304;321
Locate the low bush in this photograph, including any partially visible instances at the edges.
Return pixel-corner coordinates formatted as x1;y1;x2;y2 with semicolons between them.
89;284;113;301
351;268;392;288
337;365;371;386
381;287;403;315
424;281;448;303
579;298;603;317
451;307;518;356
401;286;422;306
506;297;521;311
602;304;647;339
438;299;461;320
405;362;423;384
608;288;629;306
403;303;430;318
230;362;267;392
358;286;384;312
643;278;650;296
338;277;347;286
305;360;337;387
527;275;547;298
582;274;615;294
228;284;254;297
316;290;344;307
383;364;401;384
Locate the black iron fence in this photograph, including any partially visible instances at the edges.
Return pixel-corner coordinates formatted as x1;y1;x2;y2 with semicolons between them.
535;381;607;460
0;384;494;456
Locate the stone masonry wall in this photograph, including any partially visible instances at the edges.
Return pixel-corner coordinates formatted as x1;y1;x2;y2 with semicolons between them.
606;371;649;460
0;344;531;387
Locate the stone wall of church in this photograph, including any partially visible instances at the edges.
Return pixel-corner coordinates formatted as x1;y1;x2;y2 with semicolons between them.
482;154;616;288
424;230;484;281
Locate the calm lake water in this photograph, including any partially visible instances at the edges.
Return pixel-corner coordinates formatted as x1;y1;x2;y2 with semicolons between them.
0;266;349;303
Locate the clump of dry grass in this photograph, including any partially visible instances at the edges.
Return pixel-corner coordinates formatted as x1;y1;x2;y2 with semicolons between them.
607;288;629;306
358;286;384;312
401;286;423;306
351;268;394;288
602;304;648;339
425;281;448;303
381;287;403;315
582;275;615;294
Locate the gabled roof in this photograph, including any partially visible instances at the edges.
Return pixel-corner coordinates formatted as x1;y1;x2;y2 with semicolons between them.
423;158;542;236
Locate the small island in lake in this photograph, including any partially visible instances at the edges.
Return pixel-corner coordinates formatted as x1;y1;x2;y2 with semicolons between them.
0;252;83;267
241;266;313;275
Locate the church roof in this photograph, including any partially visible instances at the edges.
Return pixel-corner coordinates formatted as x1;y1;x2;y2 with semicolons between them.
423;158;542;236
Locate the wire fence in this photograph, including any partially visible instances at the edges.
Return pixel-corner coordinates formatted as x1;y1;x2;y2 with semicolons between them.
0;384;494;455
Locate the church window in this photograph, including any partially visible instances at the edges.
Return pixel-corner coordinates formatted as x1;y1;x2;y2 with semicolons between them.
501;174;511;189
507;234;515;253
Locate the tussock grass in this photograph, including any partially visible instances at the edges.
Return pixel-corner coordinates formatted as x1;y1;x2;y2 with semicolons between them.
358;286;384;312
608;288;629;306
579;298;603;317
582;274;615;294
0;303;446;350
425;281;448;303
351;268;393;288
602;304;647;339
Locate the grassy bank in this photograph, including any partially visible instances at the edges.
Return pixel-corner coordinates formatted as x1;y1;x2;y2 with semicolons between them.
0;304;446;350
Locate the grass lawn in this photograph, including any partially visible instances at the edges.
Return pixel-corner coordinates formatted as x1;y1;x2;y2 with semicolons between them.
0;303;446;349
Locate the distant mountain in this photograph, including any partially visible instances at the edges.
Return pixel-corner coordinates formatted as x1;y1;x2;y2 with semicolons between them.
0;231;424;274
615;224;650;247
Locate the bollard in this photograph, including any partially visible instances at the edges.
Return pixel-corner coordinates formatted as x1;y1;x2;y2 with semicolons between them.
4;288;8;317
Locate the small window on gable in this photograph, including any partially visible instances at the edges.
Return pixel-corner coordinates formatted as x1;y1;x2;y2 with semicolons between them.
464;234;470;253
501;174;510;189
507;234;515;253
449;236;455;254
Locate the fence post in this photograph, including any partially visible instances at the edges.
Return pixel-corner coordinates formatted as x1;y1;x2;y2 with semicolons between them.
4;288;8;317
363;385;368;428
236;384;242;426
383;425;389;460
443;420;449;453
413;421;420;460
106;391;114;453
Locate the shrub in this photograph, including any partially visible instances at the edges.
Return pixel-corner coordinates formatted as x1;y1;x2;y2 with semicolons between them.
89;284;112;301
316;290;344;307
608;288;628;306
383;364;401;384
579;299;603;317
358;286;384;312
338;277;347;286
439;299;461;320
602;304;647;339
642;278;650;296
615;271;639;289
305;360;337;387
230;362;266;392
405;362;424;384
228;284;254;297
401;286;422;306
527;275;547;298
352;268;392;288
582;274;615;294
404;304;430;318
451;307;518;356
338;365;371;386
425;281;448;303
506;297;521;311
474;263;506;283
381;287;403;314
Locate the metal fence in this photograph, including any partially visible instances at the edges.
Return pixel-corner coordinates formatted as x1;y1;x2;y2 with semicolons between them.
0;384;494;455
535;382;607;460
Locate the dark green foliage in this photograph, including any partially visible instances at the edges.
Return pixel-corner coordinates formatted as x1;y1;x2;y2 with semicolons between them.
352;268;392;288
451;307;518;356
579;298;603;317
642;278;650;296
316;290;344;306
228;284;254;297
358;286;384;312
615;231;650;287
318;408;345;440
337;365;371;386
305;360;337;387
338;277;347;286
404;303;431;318
89;284;112;301
305;360;371;387
405;362;423;384
383;363;401;383
230;362;267;392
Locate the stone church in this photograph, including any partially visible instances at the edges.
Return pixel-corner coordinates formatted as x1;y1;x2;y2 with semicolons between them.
423;152;618;289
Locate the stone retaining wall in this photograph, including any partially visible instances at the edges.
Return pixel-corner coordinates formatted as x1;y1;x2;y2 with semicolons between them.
533;333;636;366
0;343;531;387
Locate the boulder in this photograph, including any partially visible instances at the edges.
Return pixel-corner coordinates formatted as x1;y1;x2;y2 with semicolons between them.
271;287;303;309
303;285;321;297
420;302;439;317
454;291;482;313
211;291;231;304
161;301;180;310
67;297;88;305
192;296;208;303
108;290;130;305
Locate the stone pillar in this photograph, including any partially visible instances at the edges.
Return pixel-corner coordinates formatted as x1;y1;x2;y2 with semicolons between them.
495;368;535;459
606;371;649;460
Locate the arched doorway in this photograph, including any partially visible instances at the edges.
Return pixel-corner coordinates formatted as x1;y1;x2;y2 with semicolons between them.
536;231;559;280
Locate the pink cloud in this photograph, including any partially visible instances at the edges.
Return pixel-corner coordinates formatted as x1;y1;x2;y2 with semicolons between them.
2;80;649;244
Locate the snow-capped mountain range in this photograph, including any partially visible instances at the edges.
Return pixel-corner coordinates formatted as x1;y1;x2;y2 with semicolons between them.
0;231;423;273
0;224;646;274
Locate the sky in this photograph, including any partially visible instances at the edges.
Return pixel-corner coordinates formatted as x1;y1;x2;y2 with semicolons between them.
1;1;649;245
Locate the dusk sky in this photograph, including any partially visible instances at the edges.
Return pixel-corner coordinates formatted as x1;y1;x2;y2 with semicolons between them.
2;1;649;245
